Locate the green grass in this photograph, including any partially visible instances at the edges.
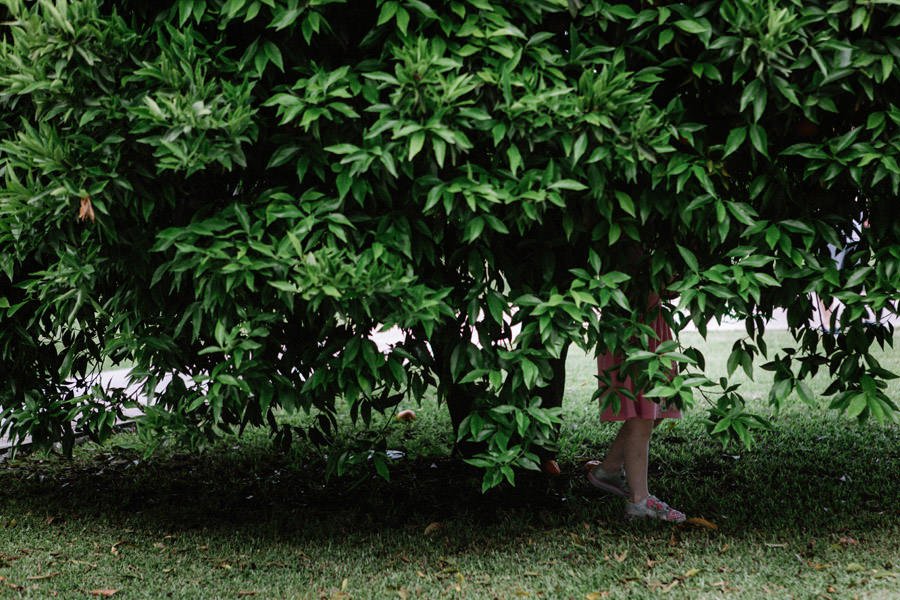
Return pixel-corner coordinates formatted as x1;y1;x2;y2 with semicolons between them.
1;331;898;598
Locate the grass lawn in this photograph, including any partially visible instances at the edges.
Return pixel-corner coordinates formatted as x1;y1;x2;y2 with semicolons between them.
1;331;898;598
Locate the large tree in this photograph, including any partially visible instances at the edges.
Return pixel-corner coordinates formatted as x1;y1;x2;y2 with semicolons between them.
1;0;897;488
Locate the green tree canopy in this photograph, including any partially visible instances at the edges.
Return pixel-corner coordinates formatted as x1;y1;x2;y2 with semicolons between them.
1;0;898;488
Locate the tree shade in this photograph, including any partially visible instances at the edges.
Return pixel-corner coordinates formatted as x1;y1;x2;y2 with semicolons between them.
1;0;897;488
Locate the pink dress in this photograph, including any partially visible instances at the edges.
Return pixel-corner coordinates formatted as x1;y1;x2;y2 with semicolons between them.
598;306;682;422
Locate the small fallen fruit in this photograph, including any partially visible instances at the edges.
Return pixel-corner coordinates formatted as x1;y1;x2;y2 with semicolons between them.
396;409;416;422
541;459;561;476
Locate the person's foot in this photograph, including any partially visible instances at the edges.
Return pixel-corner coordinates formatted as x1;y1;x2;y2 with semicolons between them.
586;463;630;498
625;495;686;523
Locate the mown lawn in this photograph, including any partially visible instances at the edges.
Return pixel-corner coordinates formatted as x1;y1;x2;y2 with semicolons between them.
0;330;897;599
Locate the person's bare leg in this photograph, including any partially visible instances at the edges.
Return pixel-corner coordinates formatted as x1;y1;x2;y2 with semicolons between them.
601;418;662;473
599;422;628;473
620;418;654;503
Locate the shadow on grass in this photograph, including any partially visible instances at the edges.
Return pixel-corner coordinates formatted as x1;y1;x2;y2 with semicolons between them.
1;414;897;545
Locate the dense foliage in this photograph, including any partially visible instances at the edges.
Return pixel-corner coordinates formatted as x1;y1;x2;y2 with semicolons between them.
1;0;898;488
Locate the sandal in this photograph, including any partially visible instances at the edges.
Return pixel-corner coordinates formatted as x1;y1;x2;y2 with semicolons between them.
586;463;630;498
625;495;686;523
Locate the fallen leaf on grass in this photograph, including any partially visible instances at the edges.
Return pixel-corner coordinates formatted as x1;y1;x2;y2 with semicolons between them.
845;563;865;572
423;522;443;536
110;540;128;556
648;579;679;593
685;517;718;530
89;590;118;597
838;536;858;546
26;573;60;581
614;550;628;563
585;592;609;600
662;580;679;592
684;568;699;578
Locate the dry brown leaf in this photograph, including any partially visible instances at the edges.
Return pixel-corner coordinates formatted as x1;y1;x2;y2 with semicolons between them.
685;517;718;530
614;550;628;563
26;572;59;581
110;540;128;556
838;536;859;546
585;593;609;600
423;522;443;536
78;195;96;223
89;590;118;597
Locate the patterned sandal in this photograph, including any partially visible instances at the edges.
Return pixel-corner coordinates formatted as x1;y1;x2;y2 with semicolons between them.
625;495;686;523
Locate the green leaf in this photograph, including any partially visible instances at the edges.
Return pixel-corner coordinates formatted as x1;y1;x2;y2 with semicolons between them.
723;127;746;158
674;19;708;34
408;131;426;160
548;179;588;191
507;144;522;176
749;124;768;157
677;244;699;273
614;191;635;217
796;381;816;406
521;358;539;389
658;28;674;49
